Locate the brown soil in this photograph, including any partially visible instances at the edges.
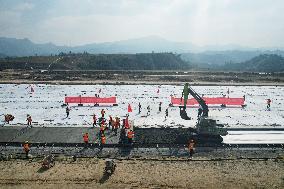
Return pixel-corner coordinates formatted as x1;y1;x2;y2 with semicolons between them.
0;158;283;189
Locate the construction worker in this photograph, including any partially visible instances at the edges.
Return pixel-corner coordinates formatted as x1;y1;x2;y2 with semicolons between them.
188;139;195;158
23;141;30;159
165;108;168;119
101;109;105;118
127;130;134;144
182;83;190;108
100;123;105;135
159;102;162;112
147;105;150;116
113;118;119;136
138;102;141;114
66;106;70;117
267;99;271;109
83;132;89;145
109;115;113;130
93;114;97;127
101;134;106;145
4;114;14;124
26;115;32;126
198;107;203;118
124;115;130;129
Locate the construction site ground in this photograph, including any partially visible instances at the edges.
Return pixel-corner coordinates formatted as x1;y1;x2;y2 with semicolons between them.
0;156;283;189
0;126;284;188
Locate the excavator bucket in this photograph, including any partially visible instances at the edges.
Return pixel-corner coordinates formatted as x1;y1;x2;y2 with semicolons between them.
179;106;191;120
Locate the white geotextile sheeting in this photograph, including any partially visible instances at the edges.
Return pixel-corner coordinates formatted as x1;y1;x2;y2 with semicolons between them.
0;84;283;129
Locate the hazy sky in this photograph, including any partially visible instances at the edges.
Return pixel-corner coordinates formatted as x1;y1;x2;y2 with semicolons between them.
0;0;284;47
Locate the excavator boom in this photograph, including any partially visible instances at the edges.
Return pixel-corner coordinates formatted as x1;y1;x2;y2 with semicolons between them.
186;86;209;117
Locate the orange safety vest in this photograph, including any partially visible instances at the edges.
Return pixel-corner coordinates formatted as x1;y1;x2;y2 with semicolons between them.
125;118;130;129
23;143;30;152
83;134;89;142
101;136;106;144
127;131;134;139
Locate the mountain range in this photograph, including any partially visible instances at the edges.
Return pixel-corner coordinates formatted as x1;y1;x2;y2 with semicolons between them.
1;36;284;66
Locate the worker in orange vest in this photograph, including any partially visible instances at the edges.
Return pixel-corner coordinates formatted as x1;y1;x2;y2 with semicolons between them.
188;139;195;158
115;117;120;128
83;133;89;145
93;114;97;127
23;141;30;159
26;115;32;126
101;134;106;145
100;123;105;135
124;115;130;129
127;130;134;144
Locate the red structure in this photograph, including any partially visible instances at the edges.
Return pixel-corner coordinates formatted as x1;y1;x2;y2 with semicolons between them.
171;96;245;106
65;96;117;106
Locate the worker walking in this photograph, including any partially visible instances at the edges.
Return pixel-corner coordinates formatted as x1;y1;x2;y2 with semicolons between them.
93;114;97;127
83;133;89;147
165;108;168;119
188;139;195;159
23;141;30;159
267;99;271;109
26;115;32;126
197;107;203;119
147;105;150;116
101;109;105;118
114;118;119;136
138;102;141;114
158;102;162;112
127;130;134;144
109;115;113;130
66;106;70;117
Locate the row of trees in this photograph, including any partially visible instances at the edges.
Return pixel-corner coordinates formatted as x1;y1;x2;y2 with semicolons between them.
0;52;192;71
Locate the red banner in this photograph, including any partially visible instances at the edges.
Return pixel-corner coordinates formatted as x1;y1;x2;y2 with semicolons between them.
65;96;117;104
171;97;244;106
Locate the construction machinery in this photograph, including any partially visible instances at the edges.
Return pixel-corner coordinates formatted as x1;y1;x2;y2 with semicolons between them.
180;83;228;137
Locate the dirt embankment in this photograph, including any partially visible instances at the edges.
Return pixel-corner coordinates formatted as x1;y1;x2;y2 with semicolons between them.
0;70;284;85
0;158;283;189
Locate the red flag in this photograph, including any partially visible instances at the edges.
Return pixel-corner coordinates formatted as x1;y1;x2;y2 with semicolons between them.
157;89;160;94
128;104;132;112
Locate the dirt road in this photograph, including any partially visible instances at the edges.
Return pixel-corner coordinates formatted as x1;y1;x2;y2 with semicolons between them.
0;157;283;189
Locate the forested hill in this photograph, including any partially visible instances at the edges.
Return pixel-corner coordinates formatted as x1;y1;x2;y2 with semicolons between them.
222;54;284;72
0;53;191;71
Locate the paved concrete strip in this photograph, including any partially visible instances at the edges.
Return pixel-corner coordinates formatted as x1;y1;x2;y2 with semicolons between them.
0;126;121;144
